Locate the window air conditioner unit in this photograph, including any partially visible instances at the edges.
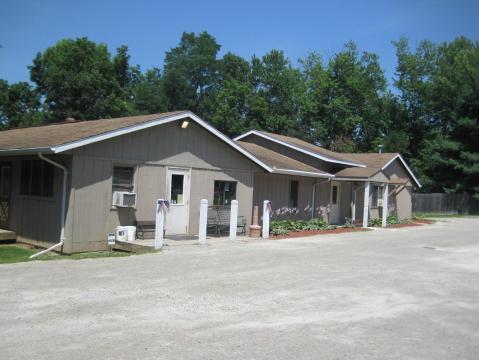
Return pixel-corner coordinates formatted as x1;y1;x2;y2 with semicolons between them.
112;191;137;207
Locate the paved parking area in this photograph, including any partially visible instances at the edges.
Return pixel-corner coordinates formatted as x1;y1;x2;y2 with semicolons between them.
1;218;478;360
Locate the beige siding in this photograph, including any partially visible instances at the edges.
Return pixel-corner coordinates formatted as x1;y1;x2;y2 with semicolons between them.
338;181;353;222
383;160;413;186
74;121;256;171
7;155;72;249
383;159;414;219
68;120;257;252
253;173;335;222
394;185;412;220
189;168;253;233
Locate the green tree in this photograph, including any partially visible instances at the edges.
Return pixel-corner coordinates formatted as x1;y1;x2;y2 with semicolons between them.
162;32;221;117
129;68;167;114
394;37;479;198
209;52;253;135
29;37;130;121
0;80;44;128
301;43;390;151
250;50;305;136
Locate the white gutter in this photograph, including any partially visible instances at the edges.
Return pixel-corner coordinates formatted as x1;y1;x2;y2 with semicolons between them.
30;154;68;259
271;167;335;178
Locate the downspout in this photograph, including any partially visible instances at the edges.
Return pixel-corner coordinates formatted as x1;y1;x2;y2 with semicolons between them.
29;153;68;259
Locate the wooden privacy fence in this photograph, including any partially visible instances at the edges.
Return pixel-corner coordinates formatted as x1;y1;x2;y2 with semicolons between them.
412;193;479;214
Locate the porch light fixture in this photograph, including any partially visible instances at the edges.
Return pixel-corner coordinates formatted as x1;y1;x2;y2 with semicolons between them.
181;120;189;129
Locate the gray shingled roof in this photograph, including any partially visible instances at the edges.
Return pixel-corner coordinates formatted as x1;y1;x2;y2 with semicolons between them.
237;141;333;178
254;131;364;166
0;111;184;151
333;153;399;178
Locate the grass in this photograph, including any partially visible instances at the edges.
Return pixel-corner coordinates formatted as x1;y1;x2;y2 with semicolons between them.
0;246;37;264
0;244;132;264
413;212;479;219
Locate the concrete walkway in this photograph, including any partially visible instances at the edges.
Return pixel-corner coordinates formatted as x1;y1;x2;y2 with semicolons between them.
1;218;478;359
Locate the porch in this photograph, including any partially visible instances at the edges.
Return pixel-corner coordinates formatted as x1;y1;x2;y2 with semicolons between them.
254;172;407;228
113;234;251;253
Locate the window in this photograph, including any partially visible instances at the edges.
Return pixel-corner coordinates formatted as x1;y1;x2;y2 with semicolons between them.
170;174;184;205
112;166;134;192
331;185;338;204
213;181;237;205
289;180;299;208
20;160;54;197
371;185;383;207
0;166;11;198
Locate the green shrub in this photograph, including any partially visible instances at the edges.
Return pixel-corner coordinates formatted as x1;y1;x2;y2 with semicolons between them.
368;215;412;227
368;218;382;227
270;227;289;236
270;218;331;234
344;217;356;228
386;215;401;225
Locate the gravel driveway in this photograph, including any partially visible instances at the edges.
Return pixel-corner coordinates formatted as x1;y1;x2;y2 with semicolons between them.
1;218;478;359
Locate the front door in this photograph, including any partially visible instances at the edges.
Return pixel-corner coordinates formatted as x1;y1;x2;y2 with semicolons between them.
0;163;12;229
329;181;341;224
165;168;190;235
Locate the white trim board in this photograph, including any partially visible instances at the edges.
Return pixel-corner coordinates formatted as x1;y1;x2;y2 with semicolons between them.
234;130;365;168
381;154;421;188
271;167;335;178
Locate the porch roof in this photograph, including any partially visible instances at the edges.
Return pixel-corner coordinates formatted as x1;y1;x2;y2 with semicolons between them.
237;141;334;178
334;153;399;178
333;152;421;187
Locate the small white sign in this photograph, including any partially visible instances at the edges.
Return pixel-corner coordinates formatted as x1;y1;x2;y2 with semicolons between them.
107;233;116;245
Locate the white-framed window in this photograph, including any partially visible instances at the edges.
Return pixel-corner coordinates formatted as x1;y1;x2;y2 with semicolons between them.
371;185;383;207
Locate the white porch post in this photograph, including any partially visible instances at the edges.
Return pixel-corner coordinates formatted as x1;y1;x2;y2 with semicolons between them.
229;200;238;241
382;183;389;227
262;200;270;239
362;182;370;228
198;199;208;244
155;199;166;249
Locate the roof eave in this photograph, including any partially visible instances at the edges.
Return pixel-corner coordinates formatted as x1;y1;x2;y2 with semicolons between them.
271;167;335;179
0;147;54;156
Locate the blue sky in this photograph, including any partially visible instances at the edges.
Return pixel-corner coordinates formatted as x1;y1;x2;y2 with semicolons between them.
1;0;478;86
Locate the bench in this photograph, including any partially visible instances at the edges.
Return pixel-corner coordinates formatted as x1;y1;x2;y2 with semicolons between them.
135;220;155;240
207;205;247;236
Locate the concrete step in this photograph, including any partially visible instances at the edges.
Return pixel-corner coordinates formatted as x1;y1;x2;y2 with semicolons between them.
112;241;156;254
0;229;16;241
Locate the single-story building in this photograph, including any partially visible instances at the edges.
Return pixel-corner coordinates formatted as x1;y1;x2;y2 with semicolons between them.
0;111;420;253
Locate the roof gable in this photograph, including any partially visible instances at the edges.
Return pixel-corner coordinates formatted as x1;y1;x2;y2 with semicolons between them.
334;152;421;187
